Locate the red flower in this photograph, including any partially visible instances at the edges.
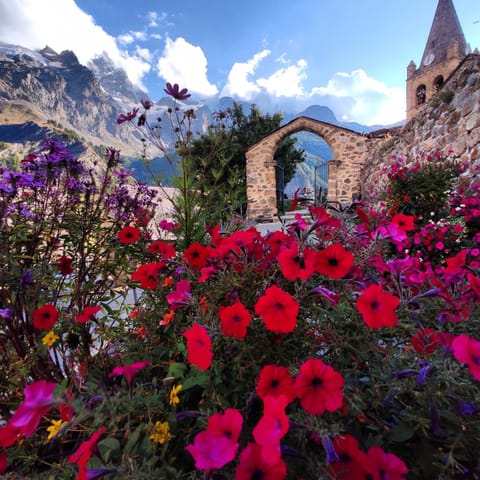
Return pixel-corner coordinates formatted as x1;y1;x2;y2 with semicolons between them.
183;323;213;370
266;230;294;256
58;255;73;275
185;430;238;470
255;364;296;403
108;360;149;386
166;280;192;310
68;426;106;480
452;334;480;381
219;302;252;339
253;395;289;450
75;306;101;324
315;243;355;279
391;213;416;232
356;284;400;328
294;358;344;415
254;285;299;334
327;434;371;480
117;225;141;244
147;240;176;258
131;262;164;290
367;445;408;480
411;328;439;356
207;408;243;442
0;424;21;448
184;242;209;269
33;304;59;330
116;108;138;124
235;442;287;480
0;450;7;474
278;244;316;281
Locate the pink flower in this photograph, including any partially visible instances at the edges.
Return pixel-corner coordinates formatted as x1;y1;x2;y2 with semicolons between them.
166;280;192;310
452;334;480;380
185;430;238;470
9;380;58;437
207;408;243;442
183;323;213;370
108;360;149;386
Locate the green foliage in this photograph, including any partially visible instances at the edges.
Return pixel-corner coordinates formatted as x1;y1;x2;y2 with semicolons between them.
189;103;305;219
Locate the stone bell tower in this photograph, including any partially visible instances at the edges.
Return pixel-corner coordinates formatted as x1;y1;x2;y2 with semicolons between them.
406;0;469;121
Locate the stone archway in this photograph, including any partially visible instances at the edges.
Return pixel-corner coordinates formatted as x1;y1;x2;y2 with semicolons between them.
245;116;371;220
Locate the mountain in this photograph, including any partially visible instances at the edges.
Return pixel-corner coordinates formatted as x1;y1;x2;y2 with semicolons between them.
0;42;386;195
0;43;139;154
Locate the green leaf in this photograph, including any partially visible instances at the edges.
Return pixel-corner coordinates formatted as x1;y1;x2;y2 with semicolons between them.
390;423;415;442
167;362;187;379
98;437;121;463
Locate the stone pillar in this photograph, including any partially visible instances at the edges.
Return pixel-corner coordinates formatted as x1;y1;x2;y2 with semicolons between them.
327;160;342;203
246;149;277;221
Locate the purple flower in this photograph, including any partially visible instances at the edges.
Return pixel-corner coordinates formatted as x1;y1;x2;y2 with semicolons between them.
164;82;191;101
117;108;139;124
416;363;435;387
141;98;153;110
0;308;13;319
321;435;339;464
86;468;117;480
392;369;418;379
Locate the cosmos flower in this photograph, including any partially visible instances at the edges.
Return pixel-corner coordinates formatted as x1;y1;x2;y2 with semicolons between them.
164;82;191;101
116;108;139;124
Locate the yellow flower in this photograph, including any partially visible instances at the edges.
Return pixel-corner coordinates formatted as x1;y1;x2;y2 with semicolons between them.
169;384;182;407
149;421;172;444
42;331;59;348
46;419;67;441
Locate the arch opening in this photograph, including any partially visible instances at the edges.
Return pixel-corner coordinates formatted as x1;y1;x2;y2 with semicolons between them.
416;84;427;105
433;75;444;92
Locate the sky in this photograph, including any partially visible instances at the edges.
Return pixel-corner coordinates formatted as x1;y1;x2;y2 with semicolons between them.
0;1;479;126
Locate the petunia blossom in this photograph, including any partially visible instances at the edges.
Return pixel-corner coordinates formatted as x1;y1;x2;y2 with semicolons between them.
75;306;101;324
278;244;316;281
33;304;59;330
108;360;149;386
451;334;480;381
207;408;243;442
68;426;106;480
294;358;344;415
356;284;400;329
255;364;296;403
235;442;287;480
131;262;164;290
218;301;252;339
315;243;355;279
254;285;299;334
58;255;73;275
327;434;371;480
183;323;213;370
117;225;141;244
367;445;408;480
9;380;58;437
185;429;238;470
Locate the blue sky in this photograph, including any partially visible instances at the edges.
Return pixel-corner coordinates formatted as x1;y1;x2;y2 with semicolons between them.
0;0;479;125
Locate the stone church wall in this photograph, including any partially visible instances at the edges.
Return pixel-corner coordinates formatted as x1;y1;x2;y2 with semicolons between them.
361;54;480;199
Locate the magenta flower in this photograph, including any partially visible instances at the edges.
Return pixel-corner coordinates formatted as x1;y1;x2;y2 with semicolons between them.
185;429;238;470
452;334;480;381
108;360;149;386
9;380;58;437
166;280;192;310
116;108;139;124
207;408;243;442
69;426;106;480
164;82;191;100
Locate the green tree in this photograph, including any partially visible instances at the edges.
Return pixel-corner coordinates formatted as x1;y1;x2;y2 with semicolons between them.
189;103;304;222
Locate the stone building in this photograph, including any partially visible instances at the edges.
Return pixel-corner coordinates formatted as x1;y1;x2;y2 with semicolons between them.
406;0;469;122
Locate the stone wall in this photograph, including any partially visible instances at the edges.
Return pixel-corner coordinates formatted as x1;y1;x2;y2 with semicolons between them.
361;54;480;198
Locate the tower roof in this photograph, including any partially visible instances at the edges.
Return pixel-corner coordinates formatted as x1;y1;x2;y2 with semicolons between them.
420;0;468;67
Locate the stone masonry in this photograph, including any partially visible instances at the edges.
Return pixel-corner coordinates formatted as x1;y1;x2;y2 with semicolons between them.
246;116;374;221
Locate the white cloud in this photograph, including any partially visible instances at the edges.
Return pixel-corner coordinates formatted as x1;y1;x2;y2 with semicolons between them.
220;49;271;100
135;46;152;63
156;37;218;97
309;69;405;125
257;59;308;97
0;0;150;89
